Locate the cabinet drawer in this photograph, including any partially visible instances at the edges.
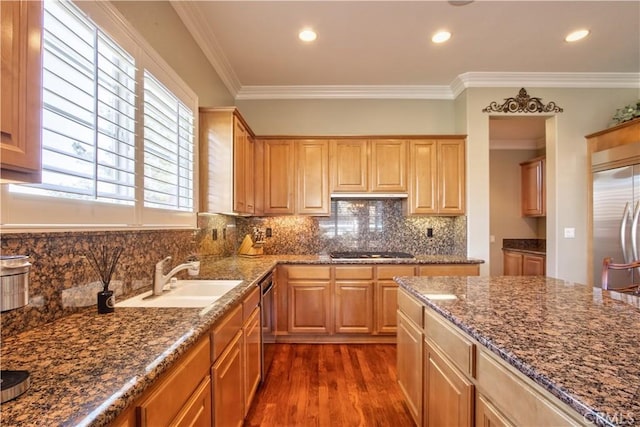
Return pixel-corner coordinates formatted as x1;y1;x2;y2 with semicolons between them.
212;304;242;361
477;350;581;426
335;266;374;280
424;308;475;377
243;285;260;320
418;264;479;276
286;265;331;280
398;288;423;327
137;335;211;427
169;376;212;427
377;265;415;280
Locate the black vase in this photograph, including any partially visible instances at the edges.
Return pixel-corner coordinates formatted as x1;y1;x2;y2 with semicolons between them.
97;290;115;314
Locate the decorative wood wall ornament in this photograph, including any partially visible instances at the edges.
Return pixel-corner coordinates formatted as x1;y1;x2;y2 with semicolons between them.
482;88;564;113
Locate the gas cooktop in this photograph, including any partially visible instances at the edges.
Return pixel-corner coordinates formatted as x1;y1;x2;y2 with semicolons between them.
329;251;415;260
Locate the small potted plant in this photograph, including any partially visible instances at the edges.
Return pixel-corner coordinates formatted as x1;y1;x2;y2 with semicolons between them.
611;100;640;126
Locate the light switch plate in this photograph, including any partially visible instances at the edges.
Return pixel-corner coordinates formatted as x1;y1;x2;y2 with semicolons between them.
564;227;575;238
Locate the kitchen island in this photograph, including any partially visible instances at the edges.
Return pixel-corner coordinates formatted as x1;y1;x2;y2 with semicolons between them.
0;254;481;426
395;275;640;427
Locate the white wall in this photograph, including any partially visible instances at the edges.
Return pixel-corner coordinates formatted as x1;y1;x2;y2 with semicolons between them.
235;99;456;135
112;1;234;106
464;87;638;283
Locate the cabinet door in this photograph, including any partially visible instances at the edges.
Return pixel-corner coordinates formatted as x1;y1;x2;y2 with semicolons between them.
288;281;332;334
408;140;438;214
397;310;423;426
1;0;42;183
370;140;407;192
521;158;545;217
335;282;374;334
245;135;255;214
376;265;415;334
212;331;244;427
297;140;329;215
376;281;398;334
523;254;545;276
330;139;368;192
264;140;295;214
243;307;261;415
233;118;247;213
438;140;466;215
170;376;212;427
424;342;474;427
476;392;514;427
502;251;523;276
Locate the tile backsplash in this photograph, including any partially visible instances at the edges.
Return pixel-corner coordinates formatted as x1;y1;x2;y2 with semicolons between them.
1;229;197;338
237;199;466;256
1;203;466;337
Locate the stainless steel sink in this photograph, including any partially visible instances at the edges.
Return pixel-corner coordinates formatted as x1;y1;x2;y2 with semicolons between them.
115;279;242;308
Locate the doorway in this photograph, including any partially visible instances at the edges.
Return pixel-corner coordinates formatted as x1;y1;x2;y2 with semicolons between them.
489;116;547;276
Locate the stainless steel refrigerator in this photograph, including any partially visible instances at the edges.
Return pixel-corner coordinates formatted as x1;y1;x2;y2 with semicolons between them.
592;143;640;289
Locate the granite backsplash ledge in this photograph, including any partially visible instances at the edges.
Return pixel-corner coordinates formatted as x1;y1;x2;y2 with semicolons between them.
1;229;197;338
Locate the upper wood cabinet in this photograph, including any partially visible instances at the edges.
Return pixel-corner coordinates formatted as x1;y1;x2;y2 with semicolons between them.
330;139;407;193
199;107;256;215
408;139;465;215
1;0;43;183
264;140;296;215
520;156;545;217
296;140;330;215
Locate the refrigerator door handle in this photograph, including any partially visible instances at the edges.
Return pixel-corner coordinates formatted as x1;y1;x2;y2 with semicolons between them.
620;202;631;263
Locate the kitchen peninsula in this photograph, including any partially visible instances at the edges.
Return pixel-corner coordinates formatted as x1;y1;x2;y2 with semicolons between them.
0;254;481;426
395;275;640;427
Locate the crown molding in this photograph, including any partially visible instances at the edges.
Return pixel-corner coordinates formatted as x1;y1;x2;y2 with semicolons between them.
170;1;241;96
169;5;640;101
452;72;640;98
235;85;455;100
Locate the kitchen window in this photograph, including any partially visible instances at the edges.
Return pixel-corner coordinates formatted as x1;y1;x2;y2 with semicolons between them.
1;0;198;229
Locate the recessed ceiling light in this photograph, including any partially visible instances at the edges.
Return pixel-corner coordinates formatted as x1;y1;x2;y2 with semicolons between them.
565;29;590;42
299;29;317;42
432;31;452;44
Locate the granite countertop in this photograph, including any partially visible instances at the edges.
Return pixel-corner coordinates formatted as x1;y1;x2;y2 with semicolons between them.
0;254;481;426
395;275;640;427
502;238;546;255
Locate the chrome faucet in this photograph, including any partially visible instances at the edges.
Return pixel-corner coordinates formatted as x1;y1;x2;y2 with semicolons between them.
153;256;201;296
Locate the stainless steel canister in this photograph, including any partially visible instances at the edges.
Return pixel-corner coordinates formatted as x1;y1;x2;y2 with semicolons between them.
0;256;31;312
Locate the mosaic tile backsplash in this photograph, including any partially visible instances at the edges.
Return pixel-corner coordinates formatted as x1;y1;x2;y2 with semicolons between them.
237;199;467;256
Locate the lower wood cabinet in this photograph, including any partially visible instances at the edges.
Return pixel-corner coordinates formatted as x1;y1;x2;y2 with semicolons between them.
111;283;264;427
136;335;212;427
397;305;424;425
424;341;473;427
334;266;374;334
397;288;585;427
503;250;545;276
212;330;244;427
278;263;479;342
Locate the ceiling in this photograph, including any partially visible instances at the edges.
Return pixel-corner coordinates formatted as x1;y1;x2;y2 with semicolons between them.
170;1;640;100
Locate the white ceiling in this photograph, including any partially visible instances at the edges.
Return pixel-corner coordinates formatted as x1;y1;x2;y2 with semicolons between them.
171;1;640;100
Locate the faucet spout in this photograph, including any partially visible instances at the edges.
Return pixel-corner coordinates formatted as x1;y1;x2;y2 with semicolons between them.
153;257;201;296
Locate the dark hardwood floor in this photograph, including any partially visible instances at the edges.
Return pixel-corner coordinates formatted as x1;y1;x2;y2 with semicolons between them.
244;343;415;427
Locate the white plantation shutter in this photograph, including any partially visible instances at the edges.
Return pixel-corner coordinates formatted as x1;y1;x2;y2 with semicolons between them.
143;71;194;211
4;0;197;228
21;0;136;204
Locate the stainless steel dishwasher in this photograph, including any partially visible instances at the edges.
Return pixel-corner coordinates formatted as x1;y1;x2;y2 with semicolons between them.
259;271;276;381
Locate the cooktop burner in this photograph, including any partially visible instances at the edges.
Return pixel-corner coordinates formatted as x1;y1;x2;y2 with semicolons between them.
1;370;30;403
329;251;415;260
